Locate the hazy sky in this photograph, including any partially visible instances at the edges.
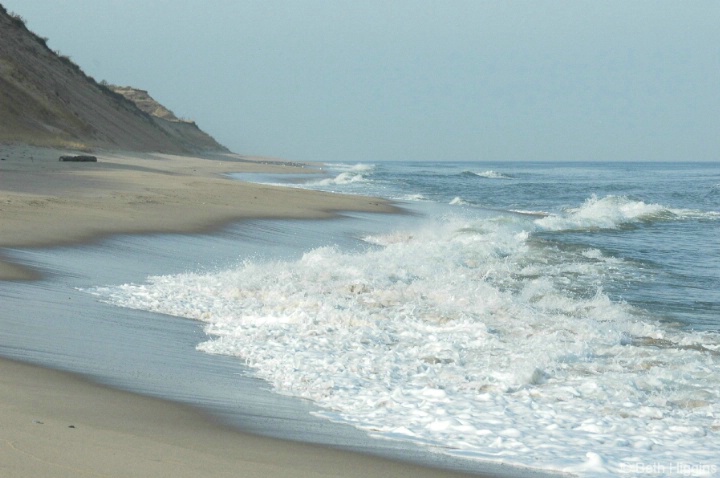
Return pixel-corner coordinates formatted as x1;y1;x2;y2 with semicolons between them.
4;1;719;162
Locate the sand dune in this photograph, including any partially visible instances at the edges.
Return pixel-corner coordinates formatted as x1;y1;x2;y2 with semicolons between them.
0;4;225;154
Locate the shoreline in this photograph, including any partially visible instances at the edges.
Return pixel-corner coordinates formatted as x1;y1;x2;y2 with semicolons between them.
1;223;520;478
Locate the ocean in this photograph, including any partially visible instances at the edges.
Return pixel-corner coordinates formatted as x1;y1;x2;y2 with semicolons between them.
8;161;719;477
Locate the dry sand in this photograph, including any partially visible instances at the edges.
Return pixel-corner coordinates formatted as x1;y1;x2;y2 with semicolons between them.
0;145;495;477
0;145;398;280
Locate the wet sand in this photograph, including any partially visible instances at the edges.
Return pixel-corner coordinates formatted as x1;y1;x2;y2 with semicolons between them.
0;358;485;478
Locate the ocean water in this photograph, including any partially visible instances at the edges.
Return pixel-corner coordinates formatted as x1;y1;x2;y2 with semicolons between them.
88;161;720;477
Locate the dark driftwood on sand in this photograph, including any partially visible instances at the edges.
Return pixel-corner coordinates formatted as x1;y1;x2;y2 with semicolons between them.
59;155;97;162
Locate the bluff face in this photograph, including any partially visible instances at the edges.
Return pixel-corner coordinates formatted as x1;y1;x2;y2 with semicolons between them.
0;5;228;154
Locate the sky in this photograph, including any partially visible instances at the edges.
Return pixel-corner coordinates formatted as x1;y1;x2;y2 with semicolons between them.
4;0;719;162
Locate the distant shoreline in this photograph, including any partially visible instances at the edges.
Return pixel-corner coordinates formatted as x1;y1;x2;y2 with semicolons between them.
0;144;399;280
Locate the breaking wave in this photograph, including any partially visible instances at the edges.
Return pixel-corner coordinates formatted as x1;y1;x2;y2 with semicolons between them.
535;194;716;231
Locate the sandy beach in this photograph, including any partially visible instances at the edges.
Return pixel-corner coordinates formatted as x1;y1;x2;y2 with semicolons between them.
0;145;398;280
0;146;502;477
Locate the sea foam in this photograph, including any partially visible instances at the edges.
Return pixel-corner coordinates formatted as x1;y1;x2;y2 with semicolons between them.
89;209;720;476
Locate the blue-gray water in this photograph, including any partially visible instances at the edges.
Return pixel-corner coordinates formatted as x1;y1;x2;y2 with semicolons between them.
268;161;720;332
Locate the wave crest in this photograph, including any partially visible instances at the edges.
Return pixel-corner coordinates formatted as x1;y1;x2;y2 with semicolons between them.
312;172;368;186
535;195;700;231
462;170;513;180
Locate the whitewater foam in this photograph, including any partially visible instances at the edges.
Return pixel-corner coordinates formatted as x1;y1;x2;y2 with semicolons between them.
88;210;720;476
